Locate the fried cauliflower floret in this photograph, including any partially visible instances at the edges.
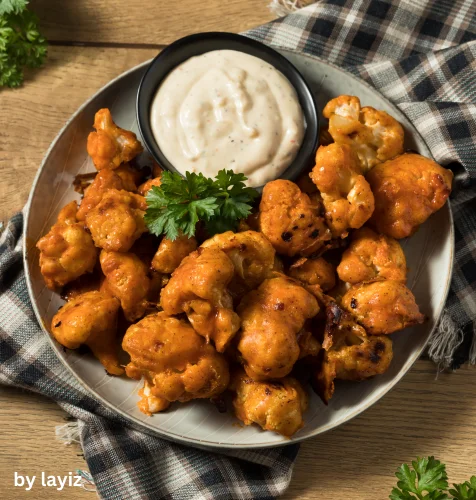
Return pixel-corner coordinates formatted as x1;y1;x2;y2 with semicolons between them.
37;201;97;290
151;235;198;274
313;302;393;404
87;108;143;171
77;167;139;221
160;247;240;352
100;250;150;322
51;291;123;375
201;230;276;291
311;143;375;238
138;176;162;196
237;276;319;380
114;163;142;191
122;312;229;413
259;179;331;257
367;153;453;239
230;370;308;437
323;95;404;172
341;280;425;335
337;227;407;284
86;189;146;252
288;256;336;292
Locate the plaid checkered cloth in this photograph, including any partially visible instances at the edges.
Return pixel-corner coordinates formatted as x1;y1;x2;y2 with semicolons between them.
0;1;475;499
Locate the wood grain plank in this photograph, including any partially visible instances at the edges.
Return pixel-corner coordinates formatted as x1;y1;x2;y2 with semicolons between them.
0;46;156;223
1;361;475;499
30;0;275;45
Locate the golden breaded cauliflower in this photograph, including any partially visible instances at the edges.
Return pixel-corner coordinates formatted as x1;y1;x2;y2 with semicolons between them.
341;280;425;335
37;201;97;290
122;312;229;414
100;250;150;322
151;235;198;274
160;247;240;352
337;227;407;284
367;153;453;239
138;176;162;196
237;276;319;380
259;179;331;257
86;189;146;252
311;143;375;238
230;370;308;437
87;108;143;171
288;256;336;292
201;230;276;293
313;302;393;404
323;95;404;172
51;291;123;375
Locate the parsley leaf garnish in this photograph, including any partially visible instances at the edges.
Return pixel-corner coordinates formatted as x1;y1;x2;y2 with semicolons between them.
449;477;476;500
145;169;258;240
0;0;47;88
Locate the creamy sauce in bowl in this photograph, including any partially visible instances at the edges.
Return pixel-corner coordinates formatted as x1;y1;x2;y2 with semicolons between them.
150;50;305;187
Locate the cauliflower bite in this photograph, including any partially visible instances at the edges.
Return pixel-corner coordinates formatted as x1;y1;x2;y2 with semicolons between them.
160;247;240;352
323;95;404;172
367;153;453;239
230;370;308;437
77;166;139;221
313;302;393;404
138;176;162;196
100;250;150;322
86;189;146;252
122;312;229;413
151;235;198;274
288;256;336;292
87;108;143;171
341;280;425;335
259;179;331;257
114;163;143;191
51;291;123;375
237;276;319;380
37;201;97;290
337;227;407;284
311;143;375;238
201;230;276;291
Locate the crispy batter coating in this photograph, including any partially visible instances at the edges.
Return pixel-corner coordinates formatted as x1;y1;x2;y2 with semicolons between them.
311;144;375;238
201;230;276;291
51;291;123;375
288;256;336;292
323;95;404;172
37;201;97;290
77;166;139;221
62;272;102;301
367;153;453;239
114;163;142;191
259;179;331;257
237;276;319;380
230;370;308;437
138;176;162;196
160;247;240;352
341;280;425;335
100;250;150;322
337;227;407;284
122;312;229;413
151;235;198;274
87;108;143;171
86;189;146;252
313;302;393;404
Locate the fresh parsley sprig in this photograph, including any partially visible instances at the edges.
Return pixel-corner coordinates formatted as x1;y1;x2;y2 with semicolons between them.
390;457;476;500
144;169;259;240
0;0;47;88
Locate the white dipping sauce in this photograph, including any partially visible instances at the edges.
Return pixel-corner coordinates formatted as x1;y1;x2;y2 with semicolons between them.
150;50;305;187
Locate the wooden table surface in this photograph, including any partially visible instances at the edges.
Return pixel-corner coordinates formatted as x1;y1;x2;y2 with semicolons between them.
1;2;475;499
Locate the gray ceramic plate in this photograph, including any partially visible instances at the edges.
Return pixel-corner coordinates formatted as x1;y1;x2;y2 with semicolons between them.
24;50;454;449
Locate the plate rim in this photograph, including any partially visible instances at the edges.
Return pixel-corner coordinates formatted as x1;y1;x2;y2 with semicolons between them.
23;48;455;449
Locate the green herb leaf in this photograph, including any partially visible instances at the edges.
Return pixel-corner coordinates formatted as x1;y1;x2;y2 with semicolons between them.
390;457;449;500
0;1;48;88
144;169;256;241
449;477;476;500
